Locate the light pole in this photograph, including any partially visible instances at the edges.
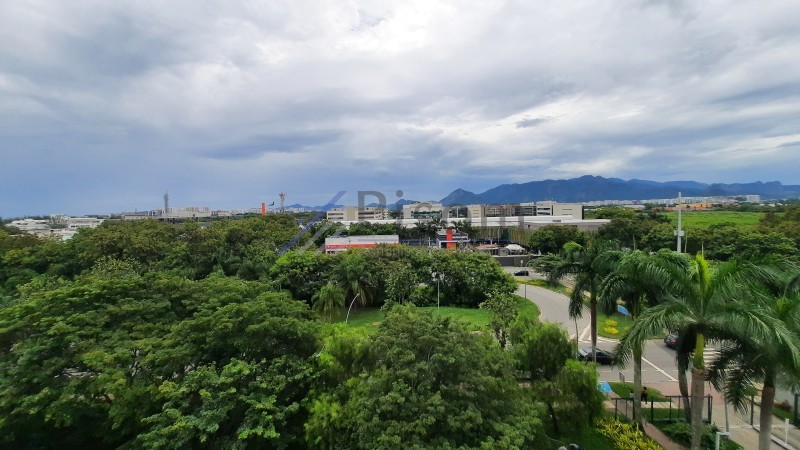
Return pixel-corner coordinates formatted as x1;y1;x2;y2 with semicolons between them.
432;272;441;313
345;293;360;324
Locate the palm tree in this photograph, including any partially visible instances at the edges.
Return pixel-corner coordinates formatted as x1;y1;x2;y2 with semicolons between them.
549;239;617;363
312;283;346;322
617;254;793;449
708;270;800;450
599;249;681;425
335;251;374;307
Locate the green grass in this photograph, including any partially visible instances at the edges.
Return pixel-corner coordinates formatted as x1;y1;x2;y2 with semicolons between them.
597;312;635;339
773;406;793;421
550;427;617;450
608;382;667;401
519;279;572;297
664;211;764;231
339;296;540;333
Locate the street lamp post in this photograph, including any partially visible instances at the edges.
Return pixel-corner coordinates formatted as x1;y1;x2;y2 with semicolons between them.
345;293;360;324
432;272;441;313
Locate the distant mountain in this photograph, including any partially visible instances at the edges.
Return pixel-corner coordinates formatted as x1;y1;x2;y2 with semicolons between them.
439;176;800;205
439;189;485;206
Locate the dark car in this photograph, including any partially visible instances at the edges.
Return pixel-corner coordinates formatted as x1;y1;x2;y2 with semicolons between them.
513;269;529;276
664;333;679;349
577;347;614;365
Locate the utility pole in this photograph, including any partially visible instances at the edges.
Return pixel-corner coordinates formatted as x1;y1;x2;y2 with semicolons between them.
675;192;684;253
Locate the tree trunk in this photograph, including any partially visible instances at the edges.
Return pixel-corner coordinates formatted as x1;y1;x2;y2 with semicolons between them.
590;293;597;363
547;400;559;434
678;367;692;423
690;367;707;450
633;345;643;425
759;379;776;450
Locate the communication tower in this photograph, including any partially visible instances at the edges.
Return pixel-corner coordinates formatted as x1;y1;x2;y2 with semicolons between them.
279;192;287;214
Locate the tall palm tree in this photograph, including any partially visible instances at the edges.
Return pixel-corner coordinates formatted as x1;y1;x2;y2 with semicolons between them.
617;254;792;449
708;270;800;450
549;239;617;363
599;249;681;425
312;283;346;322
335;251;374;307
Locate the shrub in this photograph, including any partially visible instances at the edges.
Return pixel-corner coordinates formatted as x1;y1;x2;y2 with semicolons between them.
596;419;661;450
604;319;618;327
603;327;620;335
661;422;743;450
775;400;792;412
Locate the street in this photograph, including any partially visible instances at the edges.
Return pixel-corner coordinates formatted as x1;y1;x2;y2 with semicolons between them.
512;272;796;449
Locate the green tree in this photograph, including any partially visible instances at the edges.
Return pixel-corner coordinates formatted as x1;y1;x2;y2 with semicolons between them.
0;271;317;449
616;255;795;449
480;291;519;348
599;249;681;424
514;323;603;434
313;283;346;322
271;251;335;303
137;291;320;449
548;239;617;363
313;306;541;449
527;225;588;255
334;250;376;307
384;263;419;304
708;271;800;450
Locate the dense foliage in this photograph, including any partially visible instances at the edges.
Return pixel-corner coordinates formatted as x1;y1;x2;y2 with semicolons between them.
1;217;608;448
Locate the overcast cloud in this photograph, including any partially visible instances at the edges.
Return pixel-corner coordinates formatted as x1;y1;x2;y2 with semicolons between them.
2;0;799;216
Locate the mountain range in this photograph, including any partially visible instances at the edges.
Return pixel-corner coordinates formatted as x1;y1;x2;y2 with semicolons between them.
438;176;800;205
286;176;800;210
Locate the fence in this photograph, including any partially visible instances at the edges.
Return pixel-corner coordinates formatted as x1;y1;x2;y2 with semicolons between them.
611;395;712;424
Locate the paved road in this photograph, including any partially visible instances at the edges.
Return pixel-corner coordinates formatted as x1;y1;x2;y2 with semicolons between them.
511;270;792;449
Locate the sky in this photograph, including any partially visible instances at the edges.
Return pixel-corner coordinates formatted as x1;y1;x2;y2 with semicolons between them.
2;0;800;217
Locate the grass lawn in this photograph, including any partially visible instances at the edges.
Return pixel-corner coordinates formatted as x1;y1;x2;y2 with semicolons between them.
597;312;634;339
664;210;764;231
774;406;793;421
519;278;572;297
550;427;617;450
339;295;540;333
608;382;668;402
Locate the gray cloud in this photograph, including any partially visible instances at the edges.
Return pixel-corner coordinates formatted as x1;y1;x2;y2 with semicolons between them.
1;0;800;216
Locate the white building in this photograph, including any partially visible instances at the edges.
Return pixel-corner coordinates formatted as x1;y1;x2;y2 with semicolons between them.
66;217;105;229
7;219;50;234
324;235;400;254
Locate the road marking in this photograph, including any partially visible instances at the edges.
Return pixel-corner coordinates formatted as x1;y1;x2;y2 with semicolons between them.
641;356;678;382
579;324;590;342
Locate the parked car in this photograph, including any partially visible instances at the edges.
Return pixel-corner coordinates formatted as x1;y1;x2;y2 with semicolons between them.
664;333;679;349
513;269;529;276
577;347;615;365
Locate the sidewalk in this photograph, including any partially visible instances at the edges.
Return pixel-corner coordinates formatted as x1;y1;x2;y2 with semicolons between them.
644;381;797;450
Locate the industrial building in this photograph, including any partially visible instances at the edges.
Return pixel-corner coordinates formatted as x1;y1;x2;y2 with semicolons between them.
327;206;390;222
324;235;400;254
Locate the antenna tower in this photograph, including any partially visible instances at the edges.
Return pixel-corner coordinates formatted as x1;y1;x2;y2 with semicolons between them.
279;192;287;214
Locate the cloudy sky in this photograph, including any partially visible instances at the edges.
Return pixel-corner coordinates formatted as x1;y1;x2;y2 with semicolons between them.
2;0;799;216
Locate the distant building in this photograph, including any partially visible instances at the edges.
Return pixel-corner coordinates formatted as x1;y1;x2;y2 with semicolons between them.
403;202;444;219
324;235;400;254
327;206;390;222
66;217;104;229
8;219;50;234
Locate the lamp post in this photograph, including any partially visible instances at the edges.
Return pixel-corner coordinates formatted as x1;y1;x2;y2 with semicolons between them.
345;293;360;324
432;272;441;313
